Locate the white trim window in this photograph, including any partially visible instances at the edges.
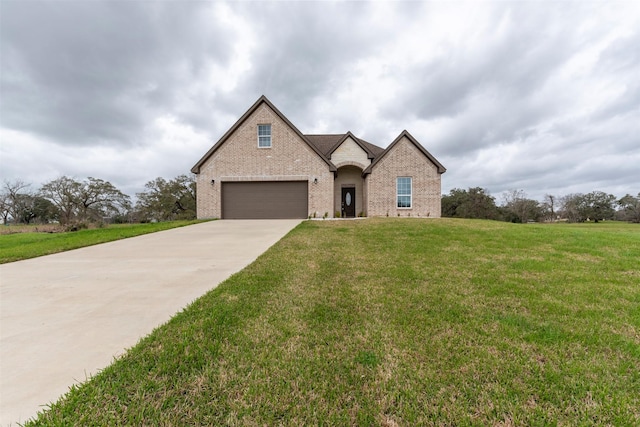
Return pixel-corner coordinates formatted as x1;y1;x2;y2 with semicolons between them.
258;124;272;148
397;177;412;208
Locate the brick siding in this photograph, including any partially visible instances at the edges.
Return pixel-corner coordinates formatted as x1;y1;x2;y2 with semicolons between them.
195;104;333;218
194;99;444;219
366;136;442;218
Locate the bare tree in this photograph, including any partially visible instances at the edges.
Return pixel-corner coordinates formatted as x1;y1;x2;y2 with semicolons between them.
77;177;131;222
40;176;131;225
542;194;557;222
502;189;540;223
40;176;81;225
2;180;32;224
560;194;582;222
0;190;10;225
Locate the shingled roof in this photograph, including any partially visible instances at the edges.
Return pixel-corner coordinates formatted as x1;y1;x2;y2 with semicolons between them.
192;96;444;176
305;133;385;159
303;134;344;156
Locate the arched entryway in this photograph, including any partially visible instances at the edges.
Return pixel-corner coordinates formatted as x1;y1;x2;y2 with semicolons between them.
334;165;365;217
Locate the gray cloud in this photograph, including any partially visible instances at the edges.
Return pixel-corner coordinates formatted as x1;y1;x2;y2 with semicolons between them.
1;1;231;146
384;5;586;148
214;2;426;126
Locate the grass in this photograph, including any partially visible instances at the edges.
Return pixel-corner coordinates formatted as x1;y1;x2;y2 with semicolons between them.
0;220;205;264
25;219;640;425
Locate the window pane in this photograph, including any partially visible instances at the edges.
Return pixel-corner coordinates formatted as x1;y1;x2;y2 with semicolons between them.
397;177;411;195
259;137;271;147
397;195;411;208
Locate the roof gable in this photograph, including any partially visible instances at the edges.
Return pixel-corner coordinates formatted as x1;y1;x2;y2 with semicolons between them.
326;134;373;169
304;133;385;160
363;130;446;175
327;132;377;160
191;96;336;174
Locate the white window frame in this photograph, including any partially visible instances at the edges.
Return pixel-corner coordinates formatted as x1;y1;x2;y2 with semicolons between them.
397;176;412;208
258;124;272;148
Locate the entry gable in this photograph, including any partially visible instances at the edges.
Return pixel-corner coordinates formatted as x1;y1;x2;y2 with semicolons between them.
328;132;375;169
191;95;336;174
363;130;446;175
328;132;376;159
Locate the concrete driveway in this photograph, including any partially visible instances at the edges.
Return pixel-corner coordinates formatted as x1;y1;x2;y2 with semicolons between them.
0;219;301;426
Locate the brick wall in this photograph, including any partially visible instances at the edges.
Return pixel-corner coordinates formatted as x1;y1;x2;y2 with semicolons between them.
195;104;333;218
366;136;442;218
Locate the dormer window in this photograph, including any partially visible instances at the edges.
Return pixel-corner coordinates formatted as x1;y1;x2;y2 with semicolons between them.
258;124;272;148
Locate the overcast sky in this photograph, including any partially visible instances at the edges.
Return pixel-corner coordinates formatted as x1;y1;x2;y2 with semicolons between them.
1;0;638;202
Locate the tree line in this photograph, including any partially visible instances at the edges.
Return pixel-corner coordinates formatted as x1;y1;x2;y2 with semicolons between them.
442;187;640;223
3;177;638;226
1;175;196;228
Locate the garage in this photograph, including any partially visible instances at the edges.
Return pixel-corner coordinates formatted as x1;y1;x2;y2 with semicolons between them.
221;181;308;219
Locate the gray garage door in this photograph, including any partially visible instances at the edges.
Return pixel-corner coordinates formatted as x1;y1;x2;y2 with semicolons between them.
221;181;308;219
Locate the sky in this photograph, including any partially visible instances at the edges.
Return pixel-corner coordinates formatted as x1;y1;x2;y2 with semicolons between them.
1;0;639;203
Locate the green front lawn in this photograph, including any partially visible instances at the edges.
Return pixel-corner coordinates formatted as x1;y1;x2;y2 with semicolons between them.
0;220;205;264
28;219;640;425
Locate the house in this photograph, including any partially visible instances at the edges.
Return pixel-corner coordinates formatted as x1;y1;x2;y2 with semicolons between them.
191;96;446;219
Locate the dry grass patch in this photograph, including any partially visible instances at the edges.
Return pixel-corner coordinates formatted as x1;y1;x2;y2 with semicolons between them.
0;223;62;234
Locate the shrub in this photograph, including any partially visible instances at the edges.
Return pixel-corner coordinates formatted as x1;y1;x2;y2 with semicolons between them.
65;221;89;232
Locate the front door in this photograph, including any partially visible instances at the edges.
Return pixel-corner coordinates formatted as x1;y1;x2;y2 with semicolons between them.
341;187;356;218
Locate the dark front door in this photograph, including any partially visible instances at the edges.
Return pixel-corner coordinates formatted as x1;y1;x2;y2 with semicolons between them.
341;187;356;218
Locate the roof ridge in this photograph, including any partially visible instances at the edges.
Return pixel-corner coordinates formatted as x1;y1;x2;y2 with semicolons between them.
363;130;446;175
191;96;337;173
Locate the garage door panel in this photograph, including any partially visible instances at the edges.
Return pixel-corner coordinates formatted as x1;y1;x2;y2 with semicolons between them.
222;181;308;219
